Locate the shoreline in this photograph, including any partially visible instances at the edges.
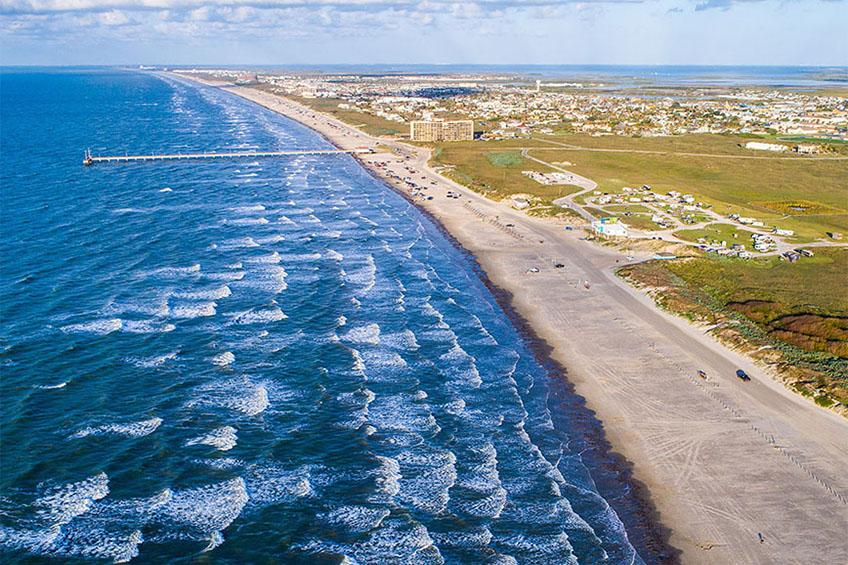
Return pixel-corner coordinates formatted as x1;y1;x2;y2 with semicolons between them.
168;72;848;564
353;151;678;561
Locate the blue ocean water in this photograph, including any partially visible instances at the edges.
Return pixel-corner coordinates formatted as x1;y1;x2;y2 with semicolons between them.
1;70;645;563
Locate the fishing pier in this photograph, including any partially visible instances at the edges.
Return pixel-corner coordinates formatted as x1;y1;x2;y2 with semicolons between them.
83;147;371;166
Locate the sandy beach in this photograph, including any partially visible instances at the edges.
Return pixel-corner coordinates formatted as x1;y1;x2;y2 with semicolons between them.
175;74;848;564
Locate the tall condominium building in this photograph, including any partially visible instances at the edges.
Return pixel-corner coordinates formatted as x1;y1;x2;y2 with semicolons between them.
410;120;443;142
410;119;474;142
441;120;474;141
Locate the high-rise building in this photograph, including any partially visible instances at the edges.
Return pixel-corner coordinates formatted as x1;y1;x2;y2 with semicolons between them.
441;120;474;141
410;119;474;142
410;120;443;142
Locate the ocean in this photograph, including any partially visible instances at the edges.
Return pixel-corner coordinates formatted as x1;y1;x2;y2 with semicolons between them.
0;69;650;563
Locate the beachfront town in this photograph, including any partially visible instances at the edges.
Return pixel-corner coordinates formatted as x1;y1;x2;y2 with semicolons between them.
179;68;848;142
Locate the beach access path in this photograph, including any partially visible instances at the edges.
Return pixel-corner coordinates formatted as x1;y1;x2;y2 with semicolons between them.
174;74;848;565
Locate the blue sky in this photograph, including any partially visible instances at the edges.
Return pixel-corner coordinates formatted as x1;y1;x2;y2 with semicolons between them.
1;0;846;65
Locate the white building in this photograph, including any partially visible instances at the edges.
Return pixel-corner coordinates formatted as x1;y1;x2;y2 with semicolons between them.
745;141;789;152
592;218;628;237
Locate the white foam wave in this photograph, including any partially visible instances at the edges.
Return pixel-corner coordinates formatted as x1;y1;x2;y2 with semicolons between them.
170;301;217;319
219;237;260;249
246;251;281;264
341;323;380;345
229;204;266;213
159;478;248;534
37;382;68;390
320;506;390;534
145;264;201;277
326;249;344;261
62;318;122;335
230;307;287;324
212;351;235;366
254;234;285;244
185;426;238;451
120;320;176;334
380;329;419;351
205;271;245;281
190;377;270;416
165;286;230;303
35;473;110;525
245;465;314;505
430;526;493;549
125;351;178;368
70;417;163;439
226;217;268;226
371;456;401;500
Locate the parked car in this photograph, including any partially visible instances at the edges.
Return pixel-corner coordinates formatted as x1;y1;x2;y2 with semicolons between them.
554;263;565;269
697;370;708;380
736;369;751;382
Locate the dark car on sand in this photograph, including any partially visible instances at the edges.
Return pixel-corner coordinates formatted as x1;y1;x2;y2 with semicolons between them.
736;369;751;382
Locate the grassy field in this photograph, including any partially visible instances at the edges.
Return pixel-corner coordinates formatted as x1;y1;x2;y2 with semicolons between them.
619;248;848;407
428;142;583;203
530;143;848;239
674;223;757;245
285;94;405;137
537;131;848;156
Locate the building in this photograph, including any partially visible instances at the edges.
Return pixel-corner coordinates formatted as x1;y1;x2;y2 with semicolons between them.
795;144;821;154
744;141;788;152
441;120;474;141
410;119;474;142
592;217;628;237
410;121;442;142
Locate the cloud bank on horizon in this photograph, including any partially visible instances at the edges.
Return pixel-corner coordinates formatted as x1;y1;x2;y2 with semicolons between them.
1;0;846;65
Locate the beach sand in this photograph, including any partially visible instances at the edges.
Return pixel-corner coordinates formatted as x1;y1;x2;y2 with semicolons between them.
175;74;848;564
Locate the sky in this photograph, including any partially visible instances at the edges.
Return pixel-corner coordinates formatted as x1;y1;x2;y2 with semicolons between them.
1;0;846;66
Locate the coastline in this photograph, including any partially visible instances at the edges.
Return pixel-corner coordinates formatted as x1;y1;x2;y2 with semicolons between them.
169;72;848;564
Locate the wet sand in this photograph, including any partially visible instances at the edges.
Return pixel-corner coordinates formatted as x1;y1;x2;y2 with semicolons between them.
173;73;848;564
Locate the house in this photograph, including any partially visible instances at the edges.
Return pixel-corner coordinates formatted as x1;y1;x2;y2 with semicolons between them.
745;141;788;152
592;217;628;237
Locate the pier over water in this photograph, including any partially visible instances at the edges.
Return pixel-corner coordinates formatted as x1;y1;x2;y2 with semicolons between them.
83;147;371;166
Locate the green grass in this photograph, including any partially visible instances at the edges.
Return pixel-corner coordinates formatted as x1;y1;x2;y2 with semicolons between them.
429;141;582;202
604;204;654;214
485;152;525;168
675;223;756;245
665;248;848;315
621;214;663;231
286;94;404;137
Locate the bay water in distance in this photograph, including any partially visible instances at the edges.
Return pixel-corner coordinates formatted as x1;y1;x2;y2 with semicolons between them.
1;69;649;563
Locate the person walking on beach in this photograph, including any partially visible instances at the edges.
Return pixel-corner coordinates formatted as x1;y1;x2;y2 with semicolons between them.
758;532;764;544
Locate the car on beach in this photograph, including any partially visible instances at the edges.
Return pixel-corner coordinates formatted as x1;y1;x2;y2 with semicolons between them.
697;370;708;380
526;267;540;273
554;263;565;269
736;369;751;382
